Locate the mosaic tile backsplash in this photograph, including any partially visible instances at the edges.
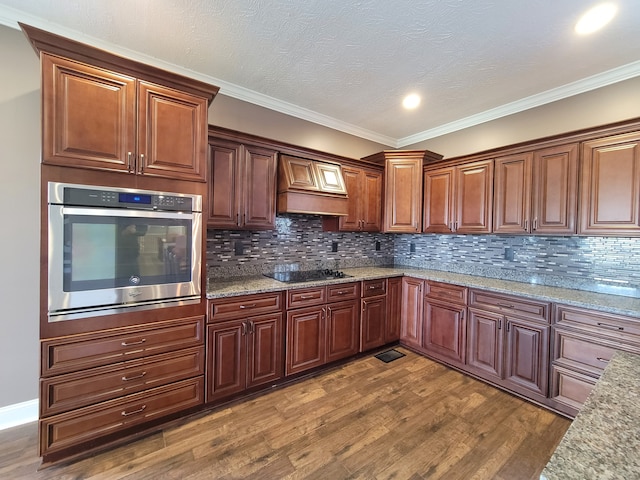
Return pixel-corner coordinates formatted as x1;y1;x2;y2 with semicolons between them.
207;214;640;296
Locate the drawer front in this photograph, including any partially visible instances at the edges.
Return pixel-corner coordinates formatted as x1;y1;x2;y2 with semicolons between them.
469;289;550;322
41;346;204;417
550;364;597;417
327;282;360;302
40;376;204;456
209;292;283;322
555;305;640;345
362;278;387;298
425;281;467;305
552;328;616;375
287;286;327;309
42;316;205;377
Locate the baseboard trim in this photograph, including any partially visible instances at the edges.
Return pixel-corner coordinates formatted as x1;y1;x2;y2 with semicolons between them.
0;399;38;431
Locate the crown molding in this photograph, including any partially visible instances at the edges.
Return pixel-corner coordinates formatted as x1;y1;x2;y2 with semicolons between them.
397;60;640;147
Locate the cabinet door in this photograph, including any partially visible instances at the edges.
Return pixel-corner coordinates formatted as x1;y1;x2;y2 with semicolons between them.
531;143;578;234
385;277;402;343
41;53;136;172
286;307;325;375
493;153;532;234
422;299;466;365
339;166;363;231
362;170;383;231
208;139;241;228
579;132;640;235
503;317;549;398
206;322;246;402
361;297;387;352
466;308;503;381
384;158;422;233
455;160;494;233
137;81;208;181
326;301;360;363
423;167;455;233
242;145;277;230
400;277;424;350
246;313;283;388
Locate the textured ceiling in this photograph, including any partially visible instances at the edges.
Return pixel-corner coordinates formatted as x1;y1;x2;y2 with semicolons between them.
1;0;639;147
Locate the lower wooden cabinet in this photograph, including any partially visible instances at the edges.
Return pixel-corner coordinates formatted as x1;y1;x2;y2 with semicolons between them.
385;277;402;343
285;284;360;376
206;313;283;403
400;277;424;350
361;296;387;351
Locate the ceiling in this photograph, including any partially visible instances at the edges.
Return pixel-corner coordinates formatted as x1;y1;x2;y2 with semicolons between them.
1;1;639;147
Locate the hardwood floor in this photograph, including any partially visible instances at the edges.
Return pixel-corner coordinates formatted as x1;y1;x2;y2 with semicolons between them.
0;348;570;479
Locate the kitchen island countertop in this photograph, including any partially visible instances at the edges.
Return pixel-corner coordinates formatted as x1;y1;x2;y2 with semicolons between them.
540;350;640;479
207;266;640;318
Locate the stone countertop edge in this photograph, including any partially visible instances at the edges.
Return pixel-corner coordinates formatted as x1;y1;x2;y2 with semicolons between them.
540;350;640;480
206;267;640;317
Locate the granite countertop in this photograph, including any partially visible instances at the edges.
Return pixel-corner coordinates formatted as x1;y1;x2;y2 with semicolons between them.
540;351;640;479
207;266;640;317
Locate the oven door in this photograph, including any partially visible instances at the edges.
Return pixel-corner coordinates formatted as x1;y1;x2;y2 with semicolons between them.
48;205;202;320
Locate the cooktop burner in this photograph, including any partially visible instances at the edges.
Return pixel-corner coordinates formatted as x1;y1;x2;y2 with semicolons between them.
264;269;352;283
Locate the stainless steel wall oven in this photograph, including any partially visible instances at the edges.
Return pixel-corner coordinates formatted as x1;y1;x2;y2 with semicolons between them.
47;182;202;321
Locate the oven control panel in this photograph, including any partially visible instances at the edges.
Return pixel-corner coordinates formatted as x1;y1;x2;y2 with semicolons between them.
60;186;194;212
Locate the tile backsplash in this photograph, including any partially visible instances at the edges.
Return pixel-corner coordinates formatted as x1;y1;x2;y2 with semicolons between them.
207;215;640;295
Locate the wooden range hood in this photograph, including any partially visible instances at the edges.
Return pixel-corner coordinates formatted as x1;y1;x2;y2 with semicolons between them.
277;154;349;216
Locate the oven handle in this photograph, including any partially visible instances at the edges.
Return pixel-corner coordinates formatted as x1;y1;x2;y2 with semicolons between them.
59;206;195;221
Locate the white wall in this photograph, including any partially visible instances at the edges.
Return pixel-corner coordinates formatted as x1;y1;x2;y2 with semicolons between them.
0;25;40;412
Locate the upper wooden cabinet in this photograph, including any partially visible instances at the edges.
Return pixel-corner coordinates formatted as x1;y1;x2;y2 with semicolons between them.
579;131;640;235
324;165;383;232
362;150;443;233
493;144;578;234
38;49;215;182
423;159;493;234
208;137;277;230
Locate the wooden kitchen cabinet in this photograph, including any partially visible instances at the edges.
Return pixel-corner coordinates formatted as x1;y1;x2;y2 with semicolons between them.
400;277;424;350
360;278;388;351
285;284;360;376
467;290;550;401
40;53;212;182
422;282;468;366
324;165;383;232
493;144;578;234
206;293;283;402
208;137;277;230
385;277;402;343
423;159;493;234
578;131;640;235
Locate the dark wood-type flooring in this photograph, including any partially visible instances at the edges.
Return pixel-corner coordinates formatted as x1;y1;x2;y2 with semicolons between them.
0;348;570;479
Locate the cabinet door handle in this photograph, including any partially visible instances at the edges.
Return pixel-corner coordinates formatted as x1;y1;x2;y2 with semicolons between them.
455;221;458;231
336;291;346;295
369;285;380;290
122;371;147;382
236;213;240;226
239;304;256;309
597;322;624;331
121;339;146;347
121;405;147;417
139;153;145;172
498;319;502;330
300;295;316;300
506;321;511;332
127;152;134;173
533;218;538;231
524;219;529;231
242;322;248;335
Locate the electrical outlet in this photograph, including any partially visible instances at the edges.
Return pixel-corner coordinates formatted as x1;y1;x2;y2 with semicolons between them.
332;241;338;252
410;242;416;253
234;241;244;256
375;241;381;251
504;247;514;261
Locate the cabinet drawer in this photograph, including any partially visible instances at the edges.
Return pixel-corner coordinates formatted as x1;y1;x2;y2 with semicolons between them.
41;346;204;417
555;305;640;345
425;281;467;305
40;377;204;456
550;364;597;417
469;289;549;322
361;278;387;298
327;282;360;302
209;292;283;322
287;286;327;309
552;328;617;375
42;316;204;377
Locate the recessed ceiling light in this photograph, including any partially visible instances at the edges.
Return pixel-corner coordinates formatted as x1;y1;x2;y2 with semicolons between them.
402;94;421;110
575;3;618;35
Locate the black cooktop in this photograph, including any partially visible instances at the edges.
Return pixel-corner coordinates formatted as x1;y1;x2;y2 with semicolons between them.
264;269;352;283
